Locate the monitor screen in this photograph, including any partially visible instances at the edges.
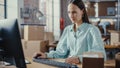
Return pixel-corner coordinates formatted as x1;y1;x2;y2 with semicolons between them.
0;19;26;68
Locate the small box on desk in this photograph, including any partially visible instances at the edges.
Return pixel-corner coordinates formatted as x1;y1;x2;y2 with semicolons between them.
24;25;44;41
82;52;104;68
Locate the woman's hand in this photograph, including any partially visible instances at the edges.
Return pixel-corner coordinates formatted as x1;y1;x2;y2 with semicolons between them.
33;52;47;59
65;57;80;64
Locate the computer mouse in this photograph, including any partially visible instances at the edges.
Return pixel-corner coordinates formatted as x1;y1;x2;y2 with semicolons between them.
33;54;42;59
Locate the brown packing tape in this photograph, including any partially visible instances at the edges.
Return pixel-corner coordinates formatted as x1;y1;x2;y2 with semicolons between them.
115;52;120;68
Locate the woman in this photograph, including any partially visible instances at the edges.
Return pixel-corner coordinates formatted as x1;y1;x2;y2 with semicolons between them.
34;0;106;64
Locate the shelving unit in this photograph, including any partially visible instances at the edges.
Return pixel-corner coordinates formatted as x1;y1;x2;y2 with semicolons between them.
117;0;120;30
84;0;120;45
84;0;120;30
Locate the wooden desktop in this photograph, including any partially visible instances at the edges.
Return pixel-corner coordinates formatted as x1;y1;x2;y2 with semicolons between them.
5;42;118;68
4;43;119;68
5;57;115;68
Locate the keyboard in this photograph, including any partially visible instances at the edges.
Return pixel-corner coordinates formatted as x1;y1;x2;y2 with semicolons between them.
33;58;78;68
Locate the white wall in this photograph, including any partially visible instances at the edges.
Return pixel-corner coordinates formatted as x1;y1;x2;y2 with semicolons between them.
7;0;18;19
7;0;24;23
18;0;24;24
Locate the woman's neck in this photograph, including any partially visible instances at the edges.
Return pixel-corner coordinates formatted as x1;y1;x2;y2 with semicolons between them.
74;21;83;32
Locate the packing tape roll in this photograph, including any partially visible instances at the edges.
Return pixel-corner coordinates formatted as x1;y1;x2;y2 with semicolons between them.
115;52;120;68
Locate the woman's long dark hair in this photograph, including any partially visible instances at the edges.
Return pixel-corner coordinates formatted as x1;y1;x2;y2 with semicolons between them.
69;0;90;23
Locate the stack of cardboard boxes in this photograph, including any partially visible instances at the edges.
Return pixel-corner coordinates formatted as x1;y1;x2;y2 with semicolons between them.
22;25;54;58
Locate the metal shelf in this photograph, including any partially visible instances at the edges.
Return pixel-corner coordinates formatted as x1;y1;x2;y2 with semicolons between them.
86;0;120;30
89;16;118;19
83;0;117;2
116;0;120;30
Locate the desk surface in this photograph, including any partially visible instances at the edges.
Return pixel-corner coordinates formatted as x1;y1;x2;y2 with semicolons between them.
105;45;120;49
5;58;115;68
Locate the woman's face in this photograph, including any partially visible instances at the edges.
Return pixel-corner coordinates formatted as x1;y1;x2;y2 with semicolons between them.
68;3;84;24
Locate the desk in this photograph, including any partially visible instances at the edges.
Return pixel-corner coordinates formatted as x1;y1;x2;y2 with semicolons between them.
5;58;115;68
105;45;120;49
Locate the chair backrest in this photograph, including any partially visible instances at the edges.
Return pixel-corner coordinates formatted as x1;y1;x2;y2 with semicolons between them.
40;40;49;53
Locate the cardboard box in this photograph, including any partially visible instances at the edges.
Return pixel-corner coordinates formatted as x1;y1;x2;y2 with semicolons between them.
109;30;120;45
21;39;49;58
115;52;120;68
82;52;104;68
24;25;44;40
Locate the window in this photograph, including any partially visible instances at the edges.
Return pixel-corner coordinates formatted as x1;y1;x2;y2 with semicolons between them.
0;0;6;19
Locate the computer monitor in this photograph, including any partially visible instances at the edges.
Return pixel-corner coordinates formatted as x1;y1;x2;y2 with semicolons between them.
0;19;26;68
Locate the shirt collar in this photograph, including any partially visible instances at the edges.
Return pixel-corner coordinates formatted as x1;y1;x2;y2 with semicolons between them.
70;23;88;32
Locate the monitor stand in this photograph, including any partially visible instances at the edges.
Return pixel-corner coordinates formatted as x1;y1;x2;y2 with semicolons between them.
0;48;4;59
0;49;30;67
0;49;10;66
